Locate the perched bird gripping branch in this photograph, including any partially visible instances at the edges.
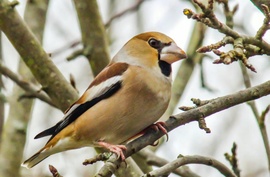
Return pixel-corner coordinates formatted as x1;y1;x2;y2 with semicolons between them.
22;31;187;168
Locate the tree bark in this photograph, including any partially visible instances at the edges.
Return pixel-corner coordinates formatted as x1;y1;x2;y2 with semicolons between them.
0;1;50;176
73;0;110;76
0;0;78;112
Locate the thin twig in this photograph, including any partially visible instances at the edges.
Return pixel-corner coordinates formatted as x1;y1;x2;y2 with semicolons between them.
138;149;200;177
50;40;81;58
200;57;216;92
66;49;84;61
183;0;270;72
143;155;236;177
49;165;63;177
83;152;111;166
197;36;234;53
224;142;241;177
180;98;211;133
240;63;270;172
256;4;270;39
51;0;148;57
216;0;238;28
69;74;78;93
0;63;56;107
260;105;270;126
104;0;147;28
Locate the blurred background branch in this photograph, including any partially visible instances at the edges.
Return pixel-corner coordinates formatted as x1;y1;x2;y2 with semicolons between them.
73;0;110;76
138;148;200;177
0;1;49;177
105;0;147;28
0;32;4;146
0;0;78;112
0;63;55;107
240;63;270;171
144;155;236;177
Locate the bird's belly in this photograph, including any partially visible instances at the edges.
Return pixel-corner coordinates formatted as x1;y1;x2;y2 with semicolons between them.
74;84;170;145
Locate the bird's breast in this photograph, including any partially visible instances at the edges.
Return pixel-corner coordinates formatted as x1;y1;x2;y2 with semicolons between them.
73;66;172;146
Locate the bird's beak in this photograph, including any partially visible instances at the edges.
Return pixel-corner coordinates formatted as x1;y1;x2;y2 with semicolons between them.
160;42;187;64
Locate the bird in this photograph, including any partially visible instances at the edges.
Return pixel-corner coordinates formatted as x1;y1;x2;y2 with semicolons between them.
22;31;187;169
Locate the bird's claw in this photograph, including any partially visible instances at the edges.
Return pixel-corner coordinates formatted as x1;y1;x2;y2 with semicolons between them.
97;141;127;161
150;122;169;141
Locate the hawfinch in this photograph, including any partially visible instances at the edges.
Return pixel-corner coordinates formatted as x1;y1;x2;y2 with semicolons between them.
22;31;187;168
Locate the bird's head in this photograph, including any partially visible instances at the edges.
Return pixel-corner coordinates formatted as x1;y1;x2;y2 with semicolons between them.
113;32;187;74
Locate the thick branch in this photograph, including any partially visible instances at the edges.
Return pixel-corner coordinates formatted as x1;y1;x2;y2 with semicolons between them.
0;0;78;111
97;80;270;176
0;1;51;177
73;0;110;76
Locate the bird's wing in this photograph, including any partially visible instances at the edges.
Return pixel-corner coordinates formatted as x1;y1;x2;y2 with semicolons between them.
34;62;129;141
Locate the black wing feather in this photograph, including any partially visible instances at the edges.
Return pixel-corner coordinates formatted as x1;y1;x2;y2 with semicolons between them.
34;81;122;142
34;123;60;139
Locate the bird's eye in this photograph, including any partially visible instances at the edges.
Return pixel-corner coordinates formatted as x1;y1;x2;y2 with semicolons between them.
148;39;161;49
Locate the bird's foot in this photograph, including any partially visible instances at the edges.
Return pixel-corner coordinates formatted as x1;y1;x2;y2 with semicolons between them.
126;122;169;145
149;122;169;141
97;141;127;160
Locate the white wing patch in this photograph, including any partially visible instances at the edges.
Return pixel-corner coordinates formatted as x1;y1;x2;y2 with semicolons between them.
63;104;80;118
85;75;122;101
61;75;122;121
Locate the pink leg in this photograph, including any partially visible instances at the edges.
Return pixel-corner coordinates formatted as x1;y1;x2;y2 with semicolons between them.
96;141;127;160
126;121;169;144
150;122;169;141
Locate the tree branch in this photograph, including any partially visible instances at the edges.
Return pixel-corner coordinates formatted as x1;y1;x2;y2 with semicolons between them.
0;0;78;111
240;63;270;172
73;0;110;76
0;63;56;107
104;0;147;28
96;79;270;177
224;142;241;177
138;149;200;177
144;155;236;177
0;1;51;177
183;0;270;72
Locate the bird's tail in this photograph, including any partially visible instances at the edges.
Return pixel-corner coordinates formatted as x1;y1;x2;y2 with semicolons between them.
21;147;50;169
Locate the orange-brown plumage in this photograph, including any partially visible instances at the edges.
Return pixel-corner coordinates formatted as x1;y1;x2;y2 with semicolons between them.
73;62;129;105
22;31;186;168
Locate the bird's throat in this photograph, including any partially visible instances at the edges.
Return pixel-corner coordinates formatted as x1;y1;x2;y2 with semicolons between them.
158;60;171;77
